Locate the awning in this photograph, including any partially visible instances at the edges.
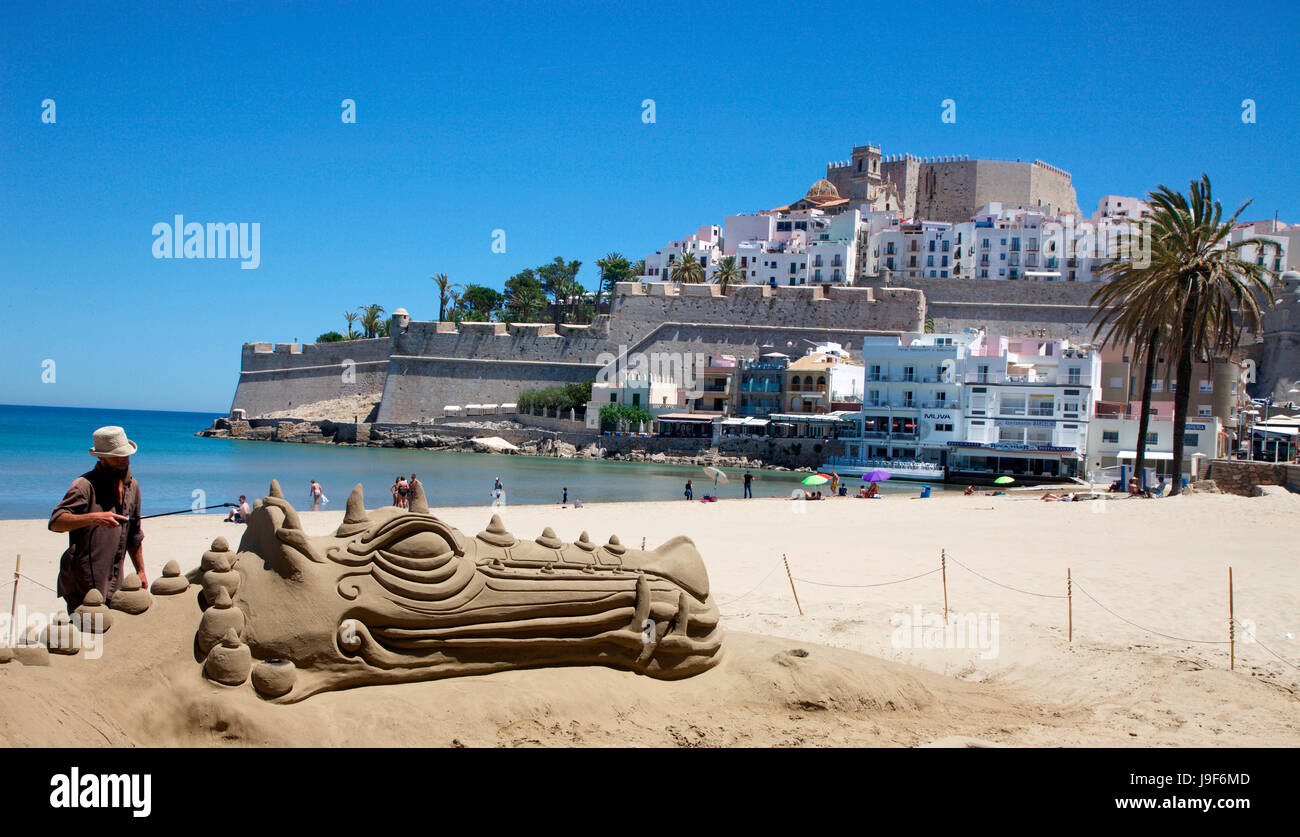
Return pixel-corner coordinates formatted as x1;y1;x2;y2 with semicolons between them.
656;414;715;424
721;418;746;426
1117;450;1175;461
743;418;770;426
1254;425;1298;436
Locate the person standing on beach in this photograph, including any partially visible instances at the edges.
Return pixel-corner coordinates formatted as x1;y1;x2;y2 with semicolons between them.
562;487;568;506
310;479;328;510
684;479;693;501
48;426;147;613
396;475;410;509
743;470;753;499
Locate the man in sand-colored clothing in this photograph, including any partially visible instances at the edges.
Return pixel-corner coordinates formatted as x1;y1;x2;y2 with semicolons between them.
48;426;147;613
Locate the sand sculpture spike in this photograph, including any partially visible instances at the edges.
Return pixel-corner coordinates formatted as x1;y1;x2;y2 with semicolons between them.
476;514;516;547
337;484;370;537
269;479;284;499
408;480;429;514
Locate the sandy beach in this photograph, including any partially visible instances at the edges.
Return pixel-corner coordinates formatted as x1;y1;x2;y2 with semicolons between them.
2;489;1297;747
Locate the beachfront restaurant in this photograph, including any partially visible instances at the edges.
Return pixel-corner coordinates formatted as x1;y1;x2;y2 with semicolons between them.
945;441;1082;482
718;416;771;437
653;412;720;438
768;411;854;439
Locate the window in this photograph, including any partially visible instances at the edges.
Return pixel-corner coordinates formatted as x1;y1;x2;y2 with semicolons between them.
1108;377;1123;390
1169;380;1176;392
1198;380;1212;393
1150;379;1162;393
631;393;641;407
610;393;618;403
1197;405;1212;417
1102;430;1119;444
1185;433;1199;446
1146;432;1158;445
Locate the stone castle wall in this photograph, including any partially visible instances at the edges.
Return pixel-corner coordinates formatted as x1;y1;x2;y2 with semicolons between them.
871;275;1101;339
879;156;1078;223
230;337;390;417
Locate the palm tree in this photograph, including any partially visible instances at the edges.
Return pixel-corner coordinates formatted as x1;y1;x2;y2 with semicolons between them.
1091;175;1277;494
508;283;547;322
630;259;646;278
671;252;705;284
595;252;630;306
431;273;461;322
343;310;360;339
359;303;386;339
713;255;741;294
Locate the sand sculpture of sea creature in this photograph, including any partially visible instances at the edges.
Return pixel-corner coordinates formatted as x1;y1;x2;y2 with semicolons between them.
190;479;724;702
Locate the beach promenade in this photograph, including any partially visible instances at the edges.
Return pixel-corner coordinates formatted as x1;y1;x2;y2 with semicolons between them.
3;490;1297;746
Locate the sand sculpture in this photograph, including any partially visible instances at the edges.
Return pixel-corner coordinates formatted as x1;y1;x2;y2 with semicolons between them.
190;479;724;702
110;573;151;614
151;560;189;595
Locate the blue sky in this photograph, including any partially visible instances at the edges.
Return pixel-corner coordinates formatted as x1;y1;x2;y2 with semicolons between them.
2;0;1296;412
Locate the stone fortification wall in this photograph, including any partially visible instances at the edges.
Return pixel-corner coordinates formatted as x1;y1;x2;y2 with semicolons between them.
374;283;924;423
870;276;1102;340
230;338;389;418
879;156;1078;223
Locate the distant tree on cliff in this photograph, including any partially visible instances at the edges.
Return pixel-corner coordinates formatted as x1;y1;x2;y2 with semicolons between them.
595;252;631;306
671;252;705;284
630;259;645;278
713;256;741;294
458;284;504;321
359;304;386;338
599;403;655;432
343;311;360;339
1089;175;1277;494
504;269;547;322
431;273;462;322
317;331;346;343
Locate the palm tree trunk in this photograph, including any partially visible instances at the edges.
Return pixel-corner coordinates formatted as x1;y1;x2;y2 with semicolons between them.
1169;295;1198;495
1133;327;1158;489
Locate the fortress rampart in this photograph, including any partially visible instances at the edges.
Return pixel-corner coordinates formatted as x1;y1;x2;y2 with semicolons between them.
231;283;925;422
228;277;1300;422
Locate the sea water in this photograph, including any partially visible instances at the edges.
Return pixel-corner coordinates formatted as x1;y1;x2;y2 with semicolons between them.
0;404;933;520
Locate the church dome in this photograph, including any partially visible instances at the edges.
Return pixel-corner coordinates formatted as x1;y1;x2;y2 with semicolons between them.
805;178;839;200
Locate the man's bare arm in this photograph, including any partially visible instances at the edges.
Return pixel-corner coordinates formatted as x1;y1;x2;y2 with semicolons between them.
49;511;128;532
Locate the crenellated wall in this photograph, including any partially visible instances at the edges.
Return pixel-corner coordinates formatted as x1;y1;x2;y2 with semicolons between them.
230;338;390;418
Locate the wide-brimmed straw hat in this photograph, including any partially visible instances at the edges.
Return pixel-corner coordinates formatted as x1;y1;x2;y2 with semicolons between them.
89;426;138;458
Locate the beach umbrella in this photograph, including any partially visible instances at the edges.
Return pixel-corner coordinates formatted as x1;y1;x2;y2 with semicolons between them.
861;470;891;482
801;474;829;486
994;476;1015;485
702;465;727;490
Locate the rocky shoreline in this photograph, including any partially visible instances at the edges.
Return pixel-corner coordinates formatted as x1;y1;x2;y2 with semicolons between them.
196;417;806;471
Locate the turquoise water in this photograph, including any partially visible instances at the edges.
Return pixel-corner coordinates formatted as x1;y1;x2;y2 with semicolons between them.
0;404;934;520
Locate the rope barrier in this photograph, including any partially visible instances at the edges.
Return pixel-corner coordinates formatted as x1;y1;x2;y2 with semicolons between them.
946;553;1068;599
793;567;941;589
1233;618;1300;671
1072;580;1230;645
14;573;57;594
717;558;784;607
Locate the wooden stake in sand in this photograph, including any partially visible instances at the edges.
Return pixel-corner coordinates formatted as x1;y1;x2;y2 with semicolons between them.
1067;567;1072;643
782;553;802;616
8;555;19;647
1229;566;1234;671
941;548;948;621
641;536;646;551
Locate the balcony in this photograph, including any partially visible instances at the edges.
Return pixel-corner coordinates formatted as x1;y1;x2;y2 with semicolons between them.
1027;406;1055;417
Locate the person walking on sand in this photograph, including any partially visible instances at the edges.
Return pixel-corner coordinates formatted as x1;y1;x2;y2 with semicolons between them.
49;426;148;613
743;470;753;499
830;471;840;496
684;479;693;501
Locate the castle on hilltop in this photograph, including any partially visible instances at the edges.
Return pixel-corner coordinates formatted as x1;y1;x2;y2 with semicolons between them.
825;142;1080;223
